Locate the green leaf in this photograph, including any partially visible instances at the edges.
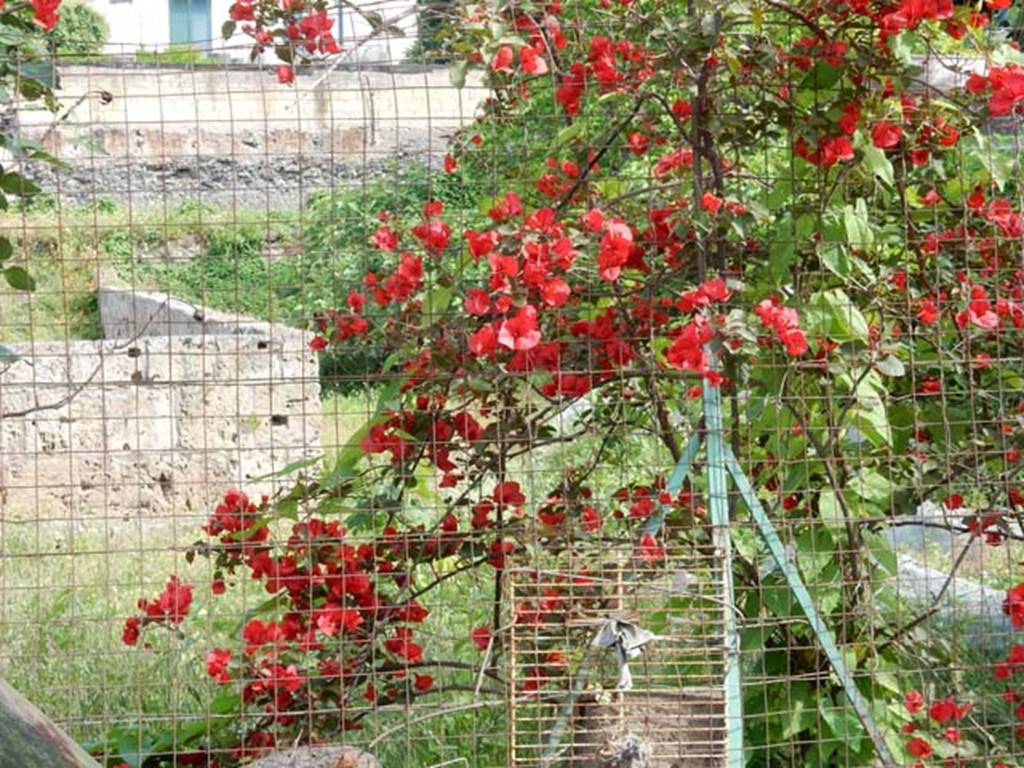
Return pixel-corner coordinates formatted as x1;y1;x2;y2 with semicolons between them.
4;266;35;291
848;398;892;447
0;236;11;263
819;243;852;278
17;60;56;89
449;59;468;89
974;130;1014;191
875;355;905;377
423;284;453;322
555;121;584;147
781;683;818;739
249;454;323;481
843;198;874;249
221;20;237;39
818;489;843;524
847;468;892;504
810;288;869;342
275;44;293;63
0;171;41;197
861;144;894;186
799;61;843;93
231;592;288;635
768;216;795;282
323;413;390;488
819;697;865;752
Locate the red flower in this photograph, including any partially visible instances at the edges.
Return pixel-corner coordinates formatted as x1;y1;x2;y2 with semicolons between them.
597;218;634;282
487;540;516;569
468;324;498;356
205;649;232;684
917;299;940;324
627;132;649;155
541;278;571;307
906;737;933;759
372;225;398;252
838;102;861;135
928;697;963;723
701;192;723;215
493;481;526;507
464;228;499;262
498;305;541;351
955;285;999;330
230;1;256;21
411;205;451;254
488;191;523;222
988;65;1024;117
31;0;60;31
464;288;490;316
471;626;492;651
636;533;665;562
555;63;586;116
1004;582;1024;628
754;299;808;356
671;99;692;119
521;46;548;75
490;45;515;73
443;154;457;173
385;627;423;663
665;317;713;377
122;617;141;646
966;72;989;94
904;690;925;714
313;606;364;636
414;674;433;692
872;120;903;149
276;65;295;86
147;576;193;624
580;505;602;531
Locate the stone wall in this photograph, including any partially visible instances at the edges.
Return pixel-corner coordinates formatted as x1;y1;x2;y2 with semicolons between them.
13;63;488;209
0;288;321;539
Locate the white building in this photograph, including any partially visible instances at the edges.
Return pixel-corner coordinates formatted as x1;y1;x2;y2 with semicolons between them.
83;0;419;64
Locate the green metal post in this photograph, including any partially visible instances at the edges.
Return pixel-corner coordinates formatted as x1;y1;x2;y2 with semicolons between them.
702;361;744;768
723;447;897;768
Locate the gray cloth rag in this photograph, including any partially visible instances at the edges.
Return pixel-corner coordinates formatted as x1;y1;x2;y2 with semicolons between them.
590;618;656;690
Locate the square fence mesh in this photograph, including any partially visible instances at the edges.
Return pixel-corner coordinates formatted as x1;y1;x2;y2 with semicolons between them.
1;2;1024;768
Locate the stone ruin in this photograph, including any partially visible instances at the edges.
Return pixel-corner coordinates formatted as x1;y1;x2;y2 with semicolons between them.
0;287;321;541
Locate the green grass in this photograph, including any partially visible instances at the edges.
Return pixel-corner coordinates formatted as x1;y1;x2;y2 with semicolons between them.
0;519;506;765
0;199;299;344
0;525;225;744
321;391;377;457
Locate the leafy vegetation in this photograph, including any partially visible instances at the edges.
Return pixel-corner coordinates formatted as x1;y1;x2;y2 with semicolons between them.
50;0;108;59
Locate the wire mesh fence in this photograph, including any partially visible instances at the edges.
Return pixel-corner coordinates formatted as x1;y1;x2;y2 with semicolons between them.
2;2;1024;768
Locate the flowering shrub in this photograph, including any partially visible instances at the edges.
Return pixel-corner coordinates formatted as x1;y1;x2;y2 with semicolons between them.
112;0;1024;765
226;0;341;83
0;0;64;294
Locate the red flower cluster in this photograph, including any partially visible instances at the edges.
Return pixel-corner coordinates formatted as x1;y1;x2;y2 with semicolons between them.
971;65;1024;118
794;135;854;169
900;690;972;762
754;298;808;356
1005;582;1024;629
121;576;194;646
878;0;953;36
31;0;60;30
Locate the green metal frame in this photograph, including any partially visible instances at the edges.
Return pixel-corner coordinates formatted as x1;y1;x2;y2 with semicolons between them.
647;369;898;768
539;352;897;767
